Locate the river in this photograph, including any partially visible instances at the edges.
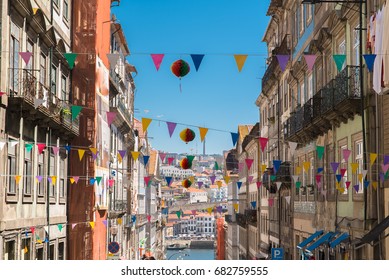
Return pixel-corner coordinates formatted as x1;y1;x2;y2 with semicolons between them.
166;249;215;260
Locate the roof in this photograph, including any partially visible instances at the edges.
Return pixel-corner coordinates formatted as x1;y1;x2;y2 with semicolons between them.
186;187;206;193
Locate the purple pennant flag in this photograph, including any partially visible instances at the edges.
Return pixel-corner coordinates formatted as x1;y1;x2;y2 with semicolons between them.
92;151;99;160
210;175;216;184
166;122;177;138
118;150;126;160
216;206;223;213
384;155;389;165
197;181;203;188
47;177;52;183
276;55;289;72
342;149;351;162
237;182;242;189
102;220;107;227
380;172;385;183
106;112;116;126
19;51;32;65
36;176;43;182
330;162;340;173
354;185;360;193
304;54;317;71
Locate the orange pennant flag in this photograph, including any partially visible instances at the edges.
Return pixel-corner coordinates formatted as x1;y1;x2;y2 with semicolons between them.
224;176;230;184
15;175;21;185
78;149;85;161
234;54;248;72
351;163;359;174
69;177;75;184
131;151;140;161
199;127;208;142
206;207;213;215
370;153;377;166
216;181;222;189
117;218;122;225
142;118;152;132
296;166;302;175
117;152;123;163
89;222;95;229
24;246;28;254
303;162;310;173
51;176;57;186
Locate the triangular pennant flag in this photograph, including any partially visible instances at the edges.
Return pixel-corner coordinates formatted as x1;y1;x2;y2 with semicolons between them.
292;175;299;182
237;182;242;189
151;54;164;71
64;145;71;154
33;98;44;109
354;185;359;192
25;143;33;152
168;157;174;165
296;166;302;175
64;53;78;69
106;112;116;126
118;150;126;161
351;163;359;174
143;156;150;165
88;178;96;185
190;54;205;71
15;175;21;185
259;137;268;152
340;168;347;177
0;92;6;97
189;176;195;183
206;207;213;215
296;181;301;189
57;224;63;232
159;152;166;162
71;105;82;120
234;54;248;72
224;176;230;184
247;176;253;184
256;181;262;188
214;161;219;170
144;176;151;187
69;177;75;184
165;176;173;186
316;146;325;160
285;196;291;205
333;54;346;71
36;176;43;183
102;220;108;227
108;179;115;187
132;215;137;223
330;162;340;173
197;181;203;188
96;177;102;185
142;118;152;132
37;143;46;154
345;181;351;189
216;180;223;188
315;174;322;184
276;182;282;191
44;226;48;233
107;53;120;66
89;222;95;229
245;159;254;170
363;54;376;72
147;215;151;223
381;163;389;174
73;176;80;184
52;146;60;155
176;210;182;219
0;141;5;151
321;189;327;198
199;127;208;142
336;174;342;183
273;160;282;173
10;140;18;147
276;55;289;72
342;149;351;162
24;246;28;254
131;151;140;161
336;181;341;189
372;181;378;190
166;122;177;138
261;164;267;173
304;54;317;71
30;227;35;234
364;181;370;188
384;155;389;165
289;142;298;157
362;169;368;179
268;198;274;207
216;206;223;213
231;132;239;146
89;148;97;160
19;51;32;65
380;172;385;183
317;167;324;173
358;174;363;183
370;153;377;166
78;149;85;161
210;175;216;184
250;201;257;209
303;162;310;173
270;175;276;181
191;210;197;216
233;204;239;212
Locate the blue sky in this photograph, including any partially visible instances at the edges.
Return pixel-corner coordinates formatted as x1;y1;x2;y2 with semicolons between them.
113;0;270;155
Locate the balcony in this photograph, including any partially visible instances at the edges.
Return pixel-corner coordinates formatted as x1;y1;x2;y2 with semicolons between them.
225;214;236;224
285;66;361;143
262;162;292;193
236;213;247;228
7;69;79;138
245;209;257;225
109;97;133;134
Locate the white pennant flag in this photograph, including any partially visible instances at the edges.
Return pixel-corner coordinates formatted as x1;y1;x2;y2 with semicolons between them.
276;182;282;191
292;175;299;182
107;53;120;66
0;140;6;151
10;140;18;147
44;226;48;233
285;196;291;205
34;98;45;109
362;170;368;179
289;142;298;157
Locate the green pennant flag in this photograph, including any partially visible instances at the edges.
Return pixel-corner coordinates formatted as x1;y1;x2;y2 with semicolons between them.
333;54;346;72
64;53;78;69
25;143;33;152
316;146;325;160
296;181;301;189
214;161;219;170
270;175;276;181
96;176;102;185
57;224;63;232
187;155;195;163
71;105;82;120
176;210;182;219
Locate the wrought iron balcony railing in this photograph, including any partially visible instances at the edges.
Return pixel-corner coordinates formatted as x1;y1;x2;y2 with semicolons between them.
245;209;257;225
236;213;247;228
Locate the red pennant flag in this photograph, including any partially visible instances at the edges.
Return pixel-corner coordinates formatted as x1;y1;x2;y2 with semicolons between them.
144;176;150;187
108;179;115;187
345;181;351;189
340;168;347;177
259;137;268;152
151;54;164;71
245;158;254;170
147;215;151;223
159;152;166;162
315;174;322;184
37;143;46;154
168;157;174;165
256;182;262;188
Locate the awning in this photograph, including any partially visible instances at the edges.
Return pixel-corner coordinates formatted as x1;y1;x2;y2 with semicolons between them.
360;215;389;244
330;232;349;248
297;230;324;249
305;232;335;253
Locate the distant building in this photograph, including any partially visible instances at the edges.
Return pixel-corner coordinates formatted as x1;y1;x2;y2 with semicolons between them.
186;187;208;204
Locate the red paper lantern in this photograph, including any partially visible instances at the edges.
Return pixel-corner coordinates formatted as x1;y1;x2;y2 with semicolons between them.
179;128;196;144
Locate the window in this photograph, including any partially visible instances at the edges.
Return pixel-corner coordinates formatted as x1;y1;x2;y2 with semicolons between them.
5;240;16;260
58;242;65;260
300;82;305;105
307;74;313;99
38;152;45;197
10;21;20;94
49;152;56;199
284;80;288;111
51;65;57;96
49;243;55;260
299;4;305;35
53;0;59;7
7;143;17;194
306;4;312;24
353;25;360;65
24;148;33;195
40;53;47;86
36;247;44;260
61;75;67;101
21;238;31;260
340;144;348;195
63;0;69;21
355;140;363;194
26;39;34;70
59;158;65;199
338;39;346;70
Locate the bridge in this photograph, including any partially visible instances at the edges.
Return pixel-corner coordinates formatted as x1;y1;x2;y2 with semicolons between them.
168;202;227;212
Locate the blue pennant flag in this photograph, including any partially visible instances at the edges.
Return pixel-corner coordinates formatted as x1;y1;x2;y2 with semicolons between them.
237;182;242;189
231;132;239;146
336;174;342;183
250;201;257;209
364;181;370;188
143;155;150;166
273;160;282;173
89;178;96;185
132;215;136;223
363;54;376;72
317;167;324;173
64;145;71;153
165;176;173;186
190;54;205;71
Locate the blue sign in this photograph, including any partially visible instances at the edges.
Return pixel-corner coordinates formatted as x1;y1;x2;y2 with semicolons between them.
271;248;284;260
108;242;120;254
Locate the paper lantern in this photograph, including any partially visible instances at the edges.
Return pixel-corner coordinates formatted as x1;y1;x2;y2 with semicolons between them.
182;179;192;189
180;157;192;170
179;128;196;144
171;59;190;78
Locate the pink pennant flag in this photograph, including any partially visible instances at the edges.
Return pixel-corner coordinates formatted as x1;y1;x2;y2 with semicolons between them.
342;149;351;162
159;152;166;163
151;54;164;71
304;54;317;71
147;215;151;223
340;168;347;177
19;51;32;65
345;181;351;189
238;162;244;172
259;137;268;152
71;224;76;230
256;181;262;188
106;112;116;126
73;176;80;184
108;179;115;187
37;144;46;154
381;163;389;173
144;176;150;187
36;176;43;183
52;146;60;155
245;158;254;170
317;181;322;190
268;198;274;207
248;176;253;184
315;174;322;184
168;157;174;165
166;122;177;138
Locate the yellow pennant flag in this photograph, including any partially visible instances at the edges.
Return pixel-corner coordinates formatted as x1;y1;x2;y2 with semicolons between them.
69;177;75;184
206;207;213;215
233;204;239;212
296;166;302;175
37;239;43;244
336;182;340;189
131;151;140;161
117;218;122;225
358;174;363;183
351;163;359;174
15;175;21;185
89;222;95;229
78;149;85;161
370;153;377;166
89;147;97;156
372;181;378;190
303;162;310;173
216;181;222;189
117;152;123;163
339;187;345;194
199;127;208;142
234;54;248;72
142;118;152;132
189;176;195;183
24;246;28;254
261;164;267;173
51;176;57;186
224;176;230;184
32;8;39;15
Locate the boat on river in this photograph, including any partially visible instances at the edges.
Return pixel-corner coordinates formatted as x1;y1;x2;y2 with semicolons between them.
167;243;187;250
